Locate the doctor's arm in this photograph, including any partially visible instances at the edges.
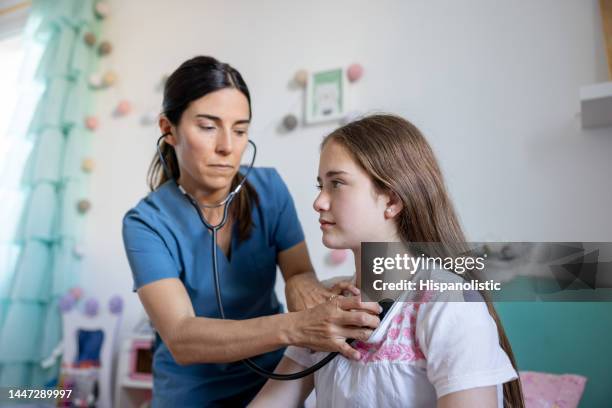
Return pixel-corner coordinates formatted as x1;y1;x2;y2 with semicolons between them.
280;241;359;311
137;277;380;365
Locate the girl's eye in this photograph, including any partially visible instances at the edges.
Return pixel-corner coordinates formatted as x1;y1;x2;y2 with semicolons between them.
316;181;343;190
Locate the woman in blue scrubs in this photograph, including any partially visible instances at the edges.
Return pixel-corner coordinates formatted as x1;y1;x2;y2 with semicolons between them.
122;56;381;407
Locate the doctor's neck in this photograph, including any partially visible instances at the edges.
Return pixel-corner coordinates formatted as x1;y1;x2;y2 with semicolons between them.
177;174;233;221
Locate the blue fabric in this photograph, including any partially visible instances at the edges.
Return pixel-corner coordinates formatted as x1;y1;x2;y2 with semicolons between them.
75;329;104;365
122;167;304;407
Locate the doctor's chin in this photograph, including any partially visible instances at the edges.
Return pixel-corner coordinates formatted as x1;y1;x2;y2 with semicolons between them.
1;1;611;407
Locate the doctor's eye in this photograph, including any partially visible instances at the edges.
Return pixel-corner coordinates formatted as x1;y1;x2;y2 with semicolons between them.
199;125;216;132
331;180;343;188
234;129;248;136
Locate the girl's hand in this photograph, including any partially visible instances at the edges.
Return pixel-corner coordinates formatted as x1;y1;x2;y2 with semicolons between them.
285;273;360;312
286;295;382;360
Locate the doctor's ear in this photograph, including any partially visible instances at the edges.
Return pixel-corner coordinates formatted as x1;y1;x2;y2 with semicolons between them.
159;116;177;146
384;191;403;219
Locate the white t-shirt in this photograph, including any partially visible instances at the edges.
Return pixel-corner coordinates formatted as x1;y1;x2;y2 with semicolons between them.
284;269;518;408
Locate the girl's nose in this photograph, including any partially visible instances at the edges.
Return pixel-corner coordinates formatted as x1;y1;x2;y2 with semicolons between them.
313;191;330;212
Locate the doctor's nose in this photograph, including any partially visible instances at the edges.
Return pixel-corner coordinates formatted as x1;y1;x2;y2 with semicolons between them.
215;129;233;155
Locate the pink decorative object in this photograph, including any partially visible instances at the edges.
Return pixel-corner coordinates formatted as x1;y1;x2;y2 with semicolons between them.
115;100;132;116
94;1;111;19
85;116;99;131
330;249;348;265
70;287;83;300
519;371;587;408
347;63;363;83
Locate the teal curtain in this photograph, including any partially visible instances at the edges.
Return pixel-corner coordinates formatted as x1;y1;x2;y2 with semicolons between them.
0;0;102;387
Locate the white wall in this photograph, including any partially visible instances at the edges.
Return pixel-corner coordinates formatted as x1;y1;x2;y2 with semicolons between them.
81;0;611;402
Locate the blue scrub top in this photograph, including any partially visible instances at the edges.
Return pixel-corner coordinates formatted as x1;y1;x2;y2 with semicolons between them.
122;167;305;407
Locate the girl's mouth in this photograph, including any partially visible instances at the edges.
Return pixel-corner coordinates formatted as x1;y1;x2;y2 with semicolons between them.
319;219;336;230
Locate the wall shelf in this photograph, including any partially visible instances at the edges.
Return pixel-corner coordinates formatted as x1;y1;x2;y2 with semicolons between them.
580;81;612;129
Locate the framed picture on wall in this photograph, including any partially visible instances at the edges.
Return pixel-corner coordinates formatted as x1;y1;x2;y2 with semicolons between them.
305;67;347;124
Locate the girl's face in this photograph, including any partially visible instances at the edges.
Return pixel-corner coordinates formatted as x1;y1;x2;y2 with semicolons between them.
162;88;250;194
314;140;399;250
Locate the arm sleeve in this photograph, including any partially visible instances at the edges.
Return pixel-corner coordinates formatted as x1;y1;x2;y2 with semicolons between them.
122;211;180;292
270;169;305;251
283;346;313;368
416;299;519;398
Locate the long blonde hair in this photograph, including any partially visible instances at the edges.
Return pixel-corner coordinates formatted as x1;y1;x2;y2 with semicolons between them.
323;114;524;408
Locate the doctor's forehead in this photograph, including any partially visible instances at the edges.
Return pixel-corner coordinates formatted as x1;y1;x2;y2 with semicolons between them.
186;88;250;122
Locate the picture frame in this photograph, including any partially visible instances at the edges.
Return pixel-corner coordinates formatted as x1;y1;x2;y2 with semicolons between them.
305;67;347;124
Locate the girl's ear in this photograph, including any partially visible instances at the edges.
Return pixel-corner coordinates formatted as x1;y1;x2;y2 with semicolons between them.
159;115;177;146
384;190;403;219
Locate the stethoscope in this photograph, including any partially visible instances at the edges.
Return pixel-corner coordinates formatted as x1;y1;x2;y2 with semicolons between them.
156;133;388;380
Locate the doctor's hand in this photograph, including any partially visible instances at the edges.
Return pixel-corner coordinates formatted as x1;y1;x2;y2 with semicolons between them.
285;272;360;312
286;295;382;360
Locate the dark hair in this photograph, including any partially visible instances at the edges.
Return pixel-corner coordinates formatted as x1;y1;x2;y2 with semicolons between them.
323;114;525;408
147;56;259;241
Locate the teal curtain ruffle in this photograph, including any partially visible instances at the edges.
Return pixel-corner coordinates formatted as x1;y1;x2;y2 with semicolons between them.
0;0;102;387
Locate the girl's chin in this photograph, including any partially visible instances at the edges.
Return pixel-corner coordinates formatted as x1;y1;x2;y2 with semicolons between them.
322;233;352;250
321;234;339;249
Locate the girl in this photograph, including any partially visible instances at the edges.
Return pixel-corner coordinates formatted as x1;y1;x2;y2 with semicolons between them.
249;114;524;407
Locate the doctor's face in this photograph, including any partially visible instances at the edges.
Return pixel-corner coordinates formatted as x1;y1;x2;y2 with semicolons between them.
164;88;250;194
314;140;390;250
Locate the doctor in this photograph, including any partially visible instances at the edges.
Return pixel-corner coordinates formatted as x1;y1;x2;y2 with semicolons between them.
122;56;381;407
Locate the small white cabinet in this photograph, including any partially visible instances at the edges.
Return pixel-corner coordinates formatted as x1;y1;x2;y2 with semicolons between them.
114;334;153;408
